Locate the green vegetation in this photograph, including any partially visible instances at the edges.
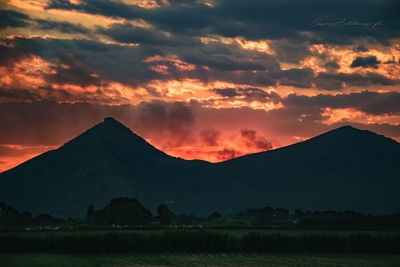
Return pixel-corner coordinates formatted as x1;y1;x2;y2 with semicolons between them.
1;253;400;267
2;198;400;256
1;230;400;254
93;198;152;226
3;198;400;231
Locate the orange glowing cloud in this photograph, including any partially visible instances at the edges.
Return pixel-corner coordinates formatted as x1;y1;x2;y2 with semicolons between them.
200;36;273;55
4;0;152;44
121;0;165;8
321;107;400;125
144;54;196;72
157;128;273;162
0;55;50;91
302;42;400;81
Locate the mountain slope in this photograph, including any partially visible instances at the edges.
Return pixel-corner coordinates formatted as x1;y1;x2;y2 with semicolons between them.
0;120;399;217
0;117;210;217
216;126;400;213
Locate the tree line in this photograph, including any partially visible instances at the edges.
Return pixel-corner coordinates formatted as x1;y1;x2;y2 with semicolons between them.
2;198;400;230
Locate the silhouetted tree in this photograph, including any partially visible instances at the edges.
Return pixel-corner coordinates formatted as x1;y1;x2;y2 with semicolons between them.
33;214;64;226
275;208;289;220
208;211;222;221
157;204;174;225
258;206;275;224
94;198;152;225
294;209;305;220
0;202;27;227
177;214;192;225
87;204;94;224
237;209;260;219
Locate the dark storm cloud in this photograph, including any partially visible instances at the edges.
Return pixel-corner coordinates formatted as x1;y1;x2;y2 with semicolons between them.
213;87;281;103
0;43;27;66
269;41;311;64
1;36;282;91
98;23;199;46
0;9;90;34
314;72;399;90
46;0;400;44
216;148;240;161
44;54;101;86
135;100;196;144
2;35;398;99
354;45;369;52
199;129;220;146
0;10;29;29
350;56;380;68
175;41;280;71
283;91;400;115
273;68;314;88
1;36;161;87
240;128;272;150
324;61;340;70
213;88;240;97
0;85;128;105
35;19;89;34
47;0;214;35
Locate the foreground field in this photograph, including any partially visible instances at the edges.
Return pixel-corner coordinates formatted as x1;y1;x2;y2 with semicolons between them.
1;253;400;267
1;230;400;254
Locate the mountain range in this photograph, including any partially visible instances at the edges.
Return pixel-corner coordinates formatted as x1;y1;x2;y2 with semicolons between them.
0;117;399;218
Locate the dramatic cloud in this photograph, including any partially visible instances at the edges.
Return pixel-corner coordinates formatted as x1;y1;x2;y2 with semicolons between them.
213;87;281;103
350;56;380;68
283;91;400;115
240;129;272;150
0;0;399;171
44;0;400;43
200;129;220;146
0;10;29;29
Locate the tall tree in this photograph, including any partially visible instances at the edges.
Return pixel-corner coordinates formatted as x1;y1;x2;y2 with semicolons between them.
95;198;152;225
87;204;94;224
157;204;174;225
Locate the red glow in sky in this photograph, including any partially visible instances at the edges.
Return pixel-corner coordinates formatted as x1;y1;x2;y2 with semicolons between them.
0;0;399;172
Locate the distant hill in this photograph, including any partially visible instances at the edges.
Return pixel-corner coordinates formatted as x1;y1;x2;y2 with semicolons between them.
0;118;399;218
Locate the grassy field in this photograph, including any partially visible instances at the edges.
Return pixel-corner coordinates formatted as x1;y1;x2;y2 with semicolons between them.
2;229;399;237
1;229;400;254
1;253;400;267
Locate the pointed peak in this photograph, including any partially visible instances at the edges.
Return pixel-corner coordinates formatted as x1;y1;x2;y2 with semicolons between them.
322;125;370;136
336;125;360;131
98;117;131;132
102;117;126;128
104;117;118;123
309;124;398;145
59;117;170;158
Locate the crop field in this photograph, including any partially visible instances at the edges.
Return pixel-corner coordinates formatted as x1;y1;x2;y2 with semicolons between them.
1;253;400;267
1;229;400;255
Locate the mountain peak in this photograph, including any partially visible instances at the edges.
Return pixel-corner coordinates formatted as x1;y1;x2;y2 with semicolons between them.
59;117;168;159
104;116;118;123
99;117;130;131
323;125;394;141
337;125;359;130
323;125;364;137
294;124;400;155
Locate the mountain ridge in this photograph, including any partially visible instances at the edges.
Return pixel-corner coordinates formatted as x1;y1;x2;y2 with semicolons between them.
0;118;399;217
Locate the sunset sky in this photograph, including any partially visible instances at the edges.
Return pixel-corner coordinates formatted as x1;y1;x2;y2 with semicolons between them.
0;0;399;172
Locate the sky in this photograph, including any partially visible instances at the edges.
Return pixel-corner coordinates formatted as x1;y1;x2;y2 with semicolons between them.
0;0;399;172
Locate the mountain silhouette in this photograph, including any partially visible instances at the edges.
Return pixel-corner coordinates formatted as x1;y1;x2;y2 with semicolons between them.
0;118;399;217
